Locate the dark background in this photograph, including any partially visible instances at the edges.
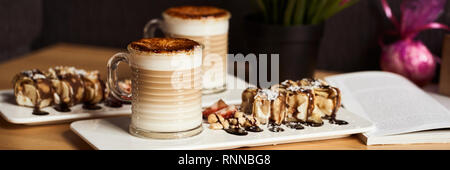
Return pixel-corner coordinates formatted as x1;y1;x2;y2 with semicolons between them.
1;0;449;73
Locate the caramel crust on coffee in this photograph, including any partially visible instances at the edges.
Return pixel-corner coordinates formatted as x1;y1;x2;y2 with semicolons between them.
129;38;201;53
164;6;230;19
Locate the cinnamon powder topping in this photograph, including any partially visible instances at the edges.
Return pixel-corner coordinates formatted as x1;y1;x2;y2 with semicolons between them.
164;6;230;19
129;38;200;53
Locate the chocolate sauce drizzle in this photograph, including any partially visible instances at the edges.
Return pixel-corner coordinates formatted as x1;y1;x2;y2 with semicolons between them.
285;122;304;130
104;95;123;108
329;87;341;117
82;103;102;110
225;128;248;136
23;71;53;116
268;123;284;132
303;89;315;120
32;106;49;116
245;125;263;132
244;116;263;132
328;119;348;125
54;103;71;112
323;116;348;125
303;121;324;127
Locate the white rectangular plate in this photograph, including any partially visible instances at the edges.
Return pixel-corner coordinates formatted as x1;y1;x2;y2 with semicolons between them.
0;89;132;125
70;109;374;150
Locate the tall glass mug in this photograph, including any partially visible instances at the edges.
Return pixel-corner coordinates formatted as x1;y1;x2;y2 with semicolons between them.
144;6;231;94
107;38;203;139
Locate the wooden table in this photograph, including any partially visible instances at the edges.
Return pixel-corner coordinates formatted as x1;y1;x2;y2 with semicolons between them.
1;43;449;150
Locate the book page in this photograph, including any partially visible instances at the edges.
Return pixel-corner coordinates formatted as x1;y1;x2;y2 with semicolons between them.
326;71;450;137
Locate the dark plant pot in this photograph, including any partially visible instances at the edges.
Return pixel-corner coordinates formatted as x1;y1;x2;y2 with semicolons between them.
244;15;324;83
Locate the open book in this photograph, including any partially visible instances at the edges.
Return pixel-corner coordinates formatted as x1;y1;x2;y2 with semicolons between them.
325;71;450;145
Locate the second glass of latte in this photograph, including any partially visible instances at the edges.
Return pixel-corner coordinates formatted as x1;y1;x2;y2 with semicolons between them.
144;6;231;94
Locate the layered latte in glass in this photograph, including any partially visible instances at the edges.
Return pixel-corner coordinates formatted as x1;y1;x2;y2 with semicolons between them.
144;6;231;94
107;38;203;139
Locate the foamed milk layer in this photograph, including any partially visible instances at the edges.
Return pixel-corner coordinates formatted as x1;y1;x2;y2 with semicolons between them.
162;13;229;36
129;46;202;71
131;111;202;132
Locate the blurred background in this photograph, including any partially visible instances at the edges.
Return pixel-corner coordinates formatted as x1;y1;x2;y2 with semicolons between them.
1;0;449;73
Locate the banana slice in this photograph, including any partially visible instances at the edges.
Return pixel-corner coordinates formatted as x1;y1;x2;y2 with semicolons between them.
47;66;85;106
240;88;258;114
285;89;315;123
299;78;341;118
252;93;271;125
82;70;105;104
270;92;285;125
13;69;54;108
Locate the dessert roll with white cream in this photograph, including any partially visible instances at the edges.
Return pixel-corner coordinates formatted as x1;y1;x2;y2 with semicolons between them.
298;78;341;119
278;80;319;124
241;88;258;115
240;78;345;128
250;89;287;126
13;69;55;109
12;66;108;114
47;66;86;107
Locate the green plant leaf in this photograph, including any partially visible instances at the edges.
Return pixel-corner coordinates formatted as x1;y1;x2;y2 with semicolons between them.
251;0;359;26
283;0;297;26
323;0;359;20
254;0;268;23
311;0;329;24
307;0;319;24
273;0;279;24
293;0;307;25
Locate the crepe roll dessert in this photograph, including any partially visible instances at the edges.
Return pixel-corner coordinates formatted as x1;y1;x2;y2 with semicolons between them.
298;78;346;125
252;89;278;125
280;86;316;124
47;66;86;108
239;78;347;130
12;66;126;115
13;69;55;110
298;78;341;119
81;70;105;105
241;87;258;115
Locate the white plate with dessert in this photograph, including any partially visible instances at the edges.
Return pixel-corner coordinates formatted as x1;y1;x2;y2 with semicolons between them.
0;66;134;125
70;78;374;150
0;66;246;125
0;92;132;125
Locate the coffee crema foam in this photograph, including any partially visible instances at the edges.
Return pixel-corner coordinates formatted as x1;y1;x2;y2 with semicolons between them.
165;6;230;19
162;6;230;36
127;38;203;133
128;38;202;71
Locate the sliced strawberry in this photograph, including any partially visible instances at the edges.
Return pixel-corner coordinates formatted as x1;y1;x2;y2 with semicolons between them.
202;99;228;118
215;105;237;119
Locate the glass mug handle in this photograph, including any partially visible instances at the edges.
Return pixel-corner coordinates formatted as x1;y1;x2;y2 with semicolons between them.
143;19;162;38
107;52;132;102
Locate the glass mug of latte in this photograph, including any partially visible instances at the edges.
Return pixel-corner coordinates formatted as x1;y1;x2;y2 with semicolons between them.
144;6;231;94
107;38;203;139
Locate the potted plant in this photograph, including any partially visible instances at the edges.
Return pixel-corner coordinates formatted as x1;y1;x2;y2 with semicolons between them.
245;0;359;82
